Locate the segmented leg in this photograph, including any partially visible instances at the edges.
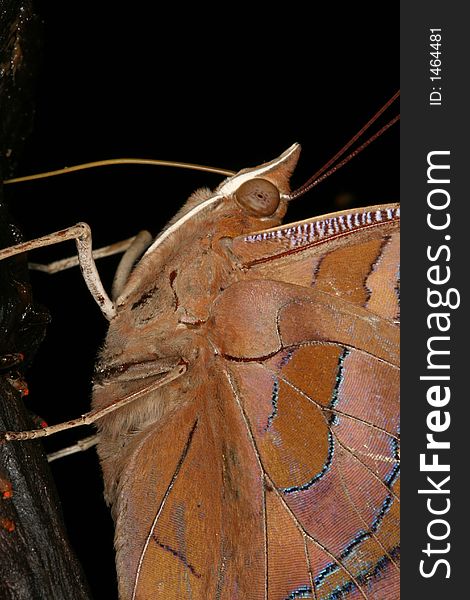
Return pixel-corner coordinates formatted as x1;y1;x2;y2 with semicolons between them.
111;230;153;300
2;361;187;442
47;434;99;462
0;223;115;320
28;233;149;275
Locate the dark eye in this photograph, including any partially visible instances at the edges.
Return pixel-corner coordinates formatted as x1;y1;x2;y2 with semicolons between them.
235;178;281;217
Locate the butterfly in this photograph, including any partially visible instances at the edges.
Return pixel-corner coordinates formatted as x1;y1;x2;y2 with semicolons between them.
2;133;400;599
84;141;399;599
0;2;401;596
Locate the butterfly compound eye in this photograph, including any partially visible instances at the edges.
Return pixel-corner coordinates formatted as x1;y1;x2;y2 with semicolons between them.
235;178;281;217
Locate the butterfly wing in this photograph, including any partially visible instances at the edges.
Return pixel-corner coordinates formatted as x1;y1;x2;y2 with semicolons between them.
208;203;400;599
113;374;268;599
112;204;399;599
233;203;399;324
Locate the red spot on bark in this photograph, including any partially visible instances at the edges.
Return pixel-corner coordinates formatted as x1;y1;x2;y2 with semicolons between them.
0;476;13;500
0;518;15;532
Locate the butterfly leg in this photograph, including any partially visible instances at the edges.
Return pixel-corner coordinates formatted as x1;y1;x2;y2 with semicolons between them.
111;230;152;300
0;223;115;320
28;231;151;276
46;434;99;462
1;360;187;442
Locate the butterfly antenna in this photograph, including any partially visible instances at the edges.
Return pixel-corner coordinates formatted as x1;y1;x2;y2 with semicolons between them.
4;158;235;185
288;90;400;201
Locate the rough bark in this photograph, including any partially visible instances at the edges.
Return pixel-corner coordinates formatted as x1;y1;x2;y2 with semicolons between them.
0;1;92;597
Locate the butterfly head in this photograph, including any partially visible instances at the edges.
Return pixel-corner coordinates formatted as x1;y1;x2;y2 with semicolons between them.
137;144;300;261
217;142;300;221
114;145;300;308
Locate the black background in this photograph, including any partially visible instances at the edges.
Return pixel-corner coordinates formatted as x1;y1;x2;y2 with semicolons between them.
5;4;399;597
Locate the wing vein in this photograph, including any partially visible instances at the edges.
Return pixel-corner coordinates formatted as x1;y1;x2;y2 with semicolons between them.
333;433;400;504
265;473;370;600
131;418;199;600
335;445;400;572
272;366;399;441
223;365;369;600
303;534;317;600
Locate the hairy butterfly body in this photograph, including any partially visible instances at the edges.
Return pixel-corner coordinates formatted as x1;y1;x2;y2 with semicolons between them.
92;144;400;599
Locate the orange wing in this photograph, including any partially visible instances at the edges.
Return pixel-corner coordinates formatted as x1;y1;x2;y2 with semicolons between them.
115;204;399;599
113;371;268;599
